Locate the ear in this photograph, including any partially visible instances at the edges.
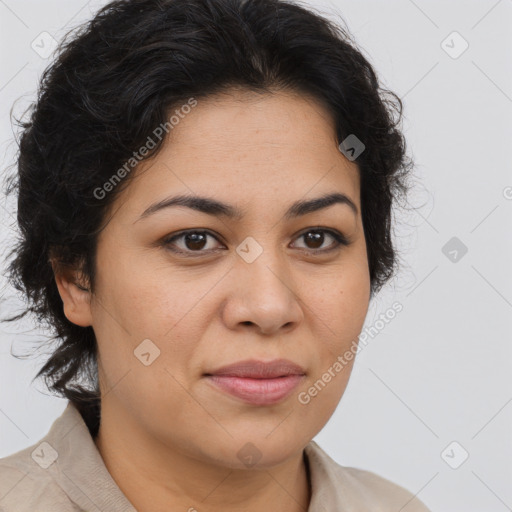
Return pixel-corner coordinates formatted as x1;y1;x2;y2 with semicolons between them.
50;258;93;328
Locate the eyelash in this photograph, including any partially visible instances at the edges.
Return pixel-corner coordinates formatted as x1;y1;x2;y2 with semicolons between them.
162;227;350;257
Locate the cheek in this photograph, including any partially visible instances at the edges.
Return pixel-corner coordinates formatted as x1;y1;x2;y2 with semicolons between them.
311;262;370;340
96;256;191;339
296;362;354;422
92;262;212;399
295;273;368;431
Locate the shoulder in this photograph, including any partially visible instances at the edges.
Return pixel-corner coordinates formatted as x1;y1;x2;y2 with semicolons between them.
0;443;79;511
333;464;432;511
0;402;136;512
305;441;431;511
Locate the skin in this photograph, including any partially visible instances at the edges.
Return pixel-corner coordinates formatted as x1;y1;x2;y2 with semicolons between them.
53;87;371;512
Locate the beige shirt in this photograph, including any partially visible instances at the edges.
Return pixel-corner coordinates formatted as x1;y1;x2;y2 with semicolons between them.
0;402;431;511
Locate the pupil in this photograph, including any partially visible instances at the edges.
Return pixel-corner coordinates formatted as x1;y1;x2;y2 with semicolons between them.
186;232;206;250
305;231;323;249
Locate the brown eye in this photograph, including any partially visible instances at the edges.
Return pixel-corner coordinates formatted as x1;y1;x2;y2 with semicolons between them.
163;230;224;254
303;230;325;249
163;227;348;257
291;228;348;252
183;232;207;250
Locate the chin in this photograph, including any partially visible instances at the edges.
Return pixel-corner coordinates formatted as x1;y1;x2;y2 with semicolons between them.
201;433;305;471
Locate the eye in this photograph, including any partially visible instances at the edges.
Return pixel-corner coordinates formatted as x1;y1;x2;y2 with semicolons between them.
291;228;349;252
162;227;349;257
163;230;225;255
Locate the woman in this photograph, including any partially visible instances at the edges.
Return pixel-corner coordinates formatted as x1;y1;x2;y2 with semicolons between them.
0;0;430;510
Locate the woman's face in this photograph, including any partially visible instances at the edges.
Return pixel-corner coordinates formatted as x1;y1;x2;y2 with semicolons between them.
68;89;370;468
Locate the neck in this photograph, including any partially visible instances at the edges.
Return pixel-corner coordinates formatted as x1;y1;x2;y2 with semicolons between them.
94;399;312;512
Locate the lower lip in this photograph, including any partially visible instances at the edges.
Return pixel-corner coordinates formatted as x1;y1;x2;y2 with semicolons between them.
206;374;305;405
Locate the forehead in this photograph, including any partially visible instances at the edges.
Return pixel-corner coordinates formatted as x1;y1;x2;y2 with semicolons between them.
111;89;361;218
170;88;338;149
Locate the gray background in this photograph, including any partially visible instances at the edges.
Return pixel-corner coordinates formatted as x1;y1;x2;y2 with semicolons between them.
1;1;511;511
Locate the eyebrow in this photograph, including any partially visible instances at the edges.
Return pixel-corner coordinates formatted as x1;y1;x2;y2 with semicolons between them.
134;192;358;223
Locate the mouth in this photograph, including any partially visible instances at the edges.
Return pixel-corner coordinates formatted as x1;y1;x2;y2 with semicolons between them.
203;359;306;406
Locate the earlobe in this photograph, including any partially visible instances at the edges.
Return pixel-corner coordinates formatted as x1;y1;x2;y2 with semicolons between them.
51;261;93;328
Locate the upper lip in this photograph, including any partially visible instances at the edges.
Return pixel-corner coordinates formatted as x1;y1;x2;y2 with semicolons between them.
205;359;306;379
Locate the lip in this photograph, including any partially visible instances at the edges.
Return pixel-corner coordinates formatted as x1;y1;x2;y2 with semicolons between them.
204;359;306;406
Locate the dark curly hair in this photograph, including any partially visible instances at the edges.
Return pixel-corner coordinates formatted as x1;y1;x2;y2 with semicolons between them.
1;0;412;437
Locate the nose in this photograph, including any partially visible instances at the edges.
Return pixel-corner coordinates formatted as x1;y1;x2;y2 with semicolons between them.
221;253;304;336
